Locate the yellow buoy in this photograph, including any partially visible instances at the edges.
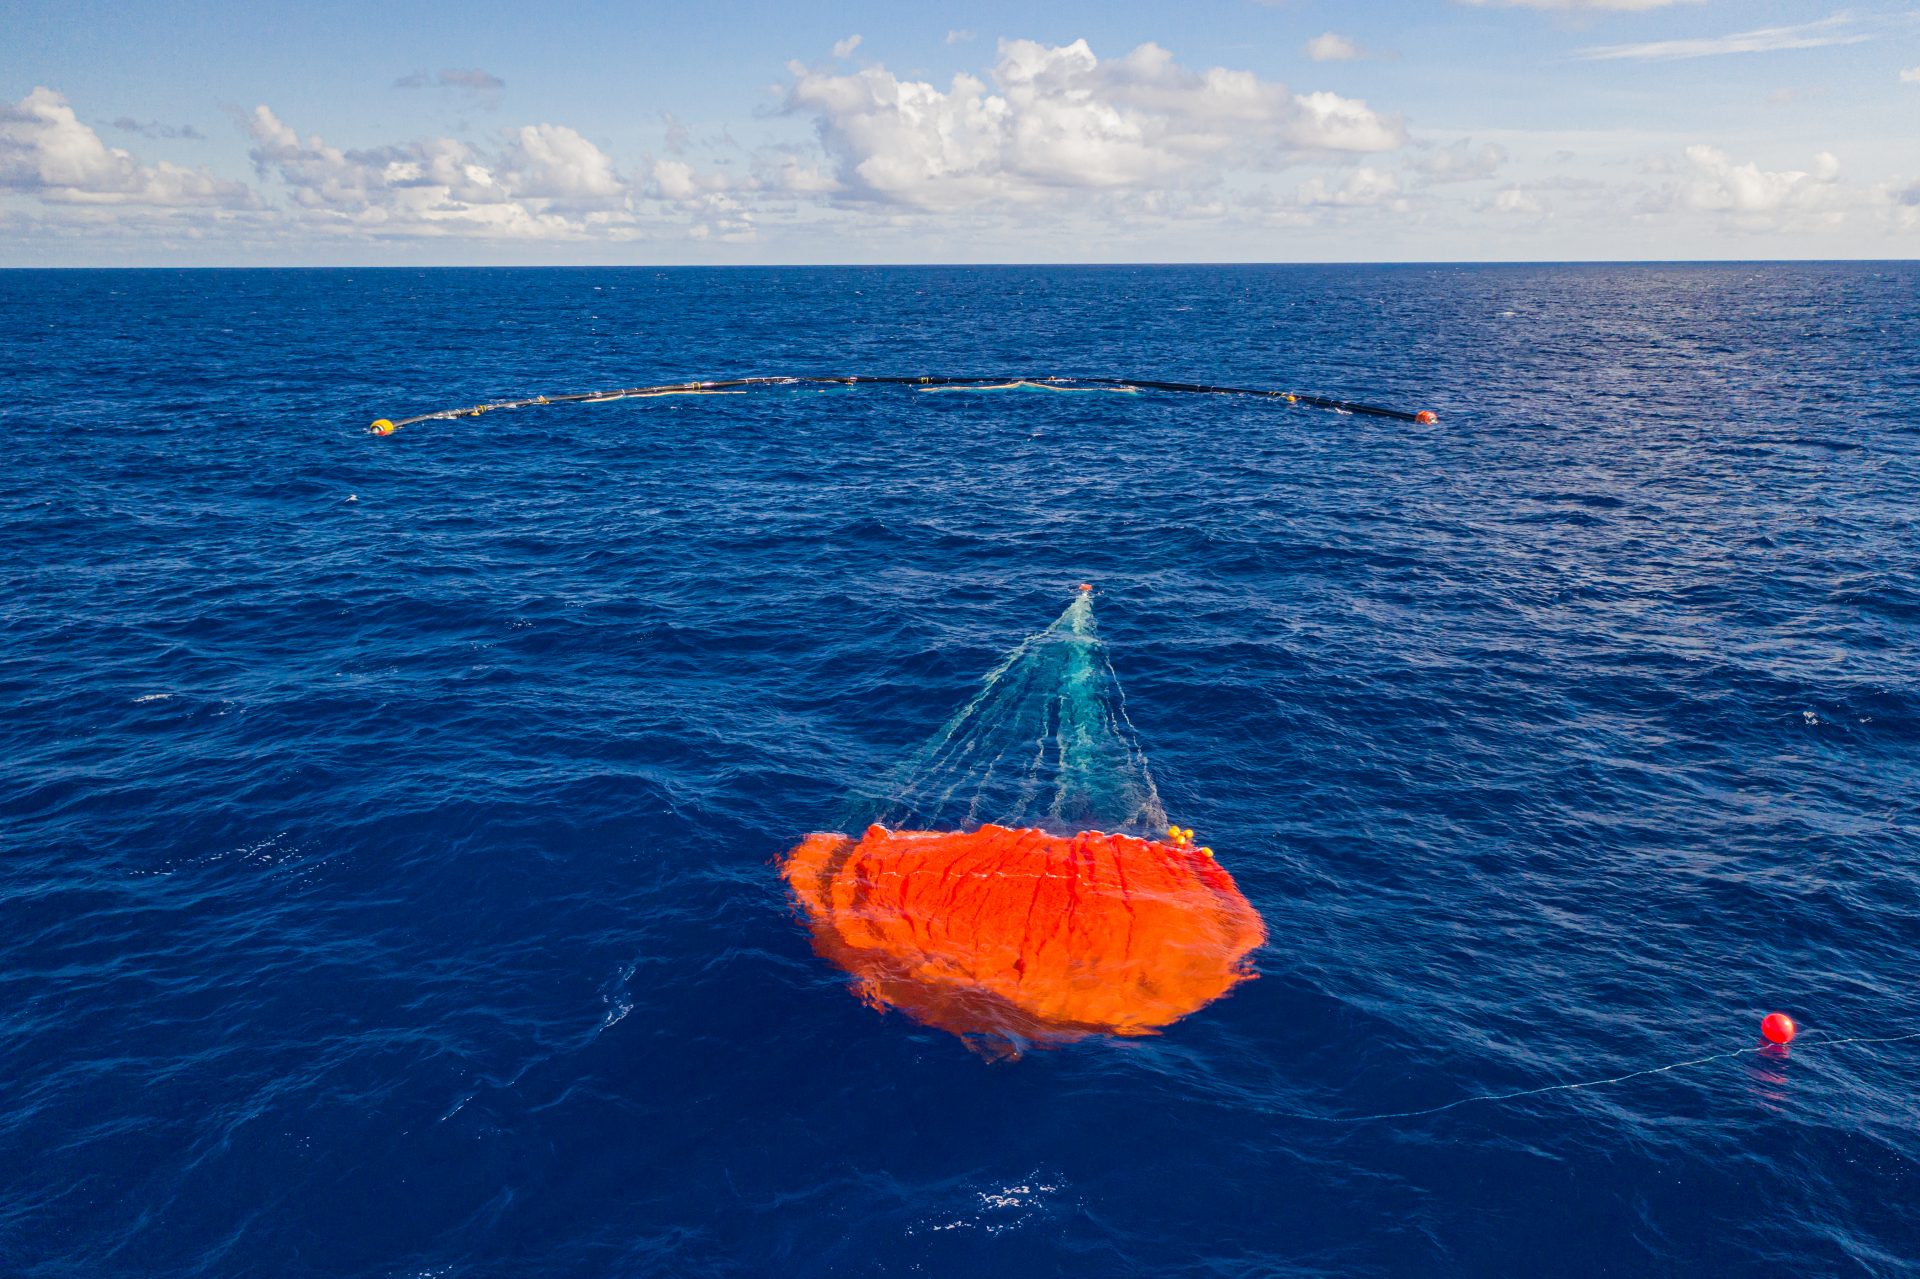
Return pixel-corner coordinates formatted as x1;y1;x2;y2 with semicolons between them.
369;419;396;436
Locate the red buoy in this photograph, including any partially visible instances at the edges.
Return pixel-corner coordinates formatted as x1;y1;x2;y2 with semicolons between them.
1762;1012;1797;1045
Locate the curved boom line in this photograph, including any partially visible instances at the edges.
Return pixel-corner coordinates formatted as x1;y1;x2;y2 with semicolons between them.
367;374;1438;434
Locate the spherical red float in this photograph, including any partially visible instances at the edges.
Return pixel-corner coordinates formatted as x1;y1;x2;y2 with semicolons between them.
1762;1012;1797;1045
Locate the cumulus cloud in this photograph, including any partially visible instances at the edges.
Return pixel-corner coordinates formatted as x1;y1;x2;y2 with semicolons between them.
18;38;1907;258
1580;16;1869;61
1;88;251;207
1680;145;1841;216
240;105;744;240
832;34;862;58
1486;185;1547;215
499;124;624;203
750;147;836;196
1304;32;1363;62
1412;138;1506;183
0;45;1446;251
646;159;754;238
785;38;1404;209
1295;167;1406;210
243;105;535;232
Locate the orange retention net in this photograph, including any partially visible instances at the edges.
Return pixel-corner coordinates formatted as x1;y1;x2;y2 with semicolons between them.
781;588;1266;1053
784;824;1265;1049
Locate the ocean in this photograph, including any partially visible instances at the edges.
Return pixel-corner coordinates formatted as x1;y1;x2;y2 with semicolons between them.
3;263;1917;1276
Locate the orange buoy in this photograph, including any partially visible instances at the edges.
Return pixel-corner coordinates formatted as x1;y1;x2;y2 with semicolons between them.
783;824;1265;1048
1762;1012;1797;1045
1415;410;1439;425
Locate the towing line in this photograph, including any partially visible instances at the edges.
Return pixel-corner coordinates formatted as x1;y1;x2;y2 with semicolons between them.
367;375;1439;435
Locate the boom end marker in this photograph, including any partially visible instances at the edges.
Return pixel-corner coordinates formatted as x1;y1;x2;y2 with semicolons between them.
1415;410;1439;425
369;419;397;436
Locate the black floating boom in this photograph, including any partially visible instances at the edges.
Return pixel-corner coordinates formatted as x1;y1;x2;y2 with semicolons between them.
368;375;1437;435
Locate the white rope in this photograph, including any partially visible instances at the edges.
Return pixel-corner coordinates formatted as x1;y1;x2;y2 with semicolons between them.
1282;1028;1920;1125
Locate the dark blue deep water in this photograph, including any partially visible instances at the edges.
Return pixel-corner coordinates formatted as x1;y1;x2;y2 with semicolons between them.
4;264;1919;1277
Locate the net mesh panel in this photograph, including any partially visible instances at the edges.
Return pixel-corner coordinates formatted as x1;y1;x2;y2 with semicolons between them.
846;593;1168;836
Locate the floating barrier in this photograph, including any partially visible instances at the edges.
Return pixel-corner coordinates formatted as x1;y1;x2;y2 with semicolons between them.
367;374;1439;435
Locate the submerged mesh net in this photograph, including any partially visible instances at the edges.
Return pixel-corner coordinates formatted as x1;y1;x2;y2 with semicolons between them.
847;590;1167;836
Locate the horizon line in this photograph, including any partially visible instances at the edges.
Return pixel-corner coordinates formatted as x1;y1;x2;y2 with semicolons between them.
3;257;1917;271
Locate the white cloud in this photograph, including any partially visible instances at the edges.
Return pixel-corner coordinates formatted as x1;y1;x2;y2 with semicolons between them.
644;159;756;239
238;105;745;240
946;30;976;46
5;85;765;247
1289;91;1403;150
1680;144;1843;220
1580;16;1869;61
12;42;1913;261
832;34;862;59
244;106;508;219
753;149;836;195
1487;185;1546;215
1304;32;1363;62
1296;167;1405;209
499;124;624;203
1901;65;1920;83
785;38;1403;209
0;87;252;207
1412;138;1507;183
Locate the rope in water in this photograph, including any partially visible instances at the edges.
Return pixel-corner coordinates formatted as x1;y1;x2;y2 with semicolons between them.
367;375;1440;434
1279;1029;1920;1125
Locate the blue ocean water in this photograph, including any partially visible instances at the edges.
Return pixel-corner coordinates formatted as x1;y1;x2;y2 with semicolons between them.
3;263;1918;1277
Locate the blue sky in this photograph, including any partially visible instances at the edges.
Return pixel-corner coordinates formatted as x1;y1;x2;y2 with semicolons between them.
3;0;1916;263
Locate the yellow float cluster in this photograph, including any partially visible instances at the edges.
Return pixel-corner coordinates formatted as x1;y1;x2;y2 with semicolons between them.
1166;826;1214;857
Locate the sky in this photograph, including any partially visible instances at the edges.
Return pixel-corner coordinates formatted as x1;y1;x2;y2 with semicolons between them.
2;0;1917;264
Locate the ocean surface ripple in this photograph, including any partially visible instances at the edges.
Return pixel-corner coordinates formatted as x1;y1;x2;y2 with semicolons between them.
3;264;1917;1276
